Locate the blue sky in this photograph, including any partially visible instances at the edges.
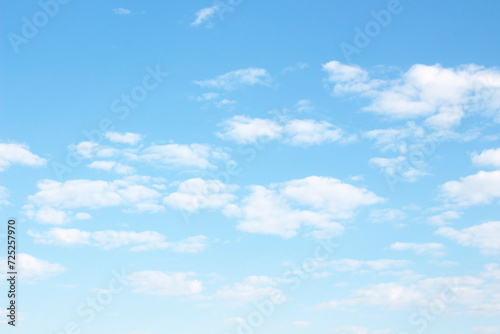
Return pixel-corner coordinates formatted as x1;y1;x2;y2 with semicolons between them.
1;0;500;333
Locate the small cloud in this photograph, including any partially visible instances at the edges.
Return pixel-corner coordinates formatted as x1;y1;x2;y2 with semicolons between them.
113;8;131;15
191;5;220;27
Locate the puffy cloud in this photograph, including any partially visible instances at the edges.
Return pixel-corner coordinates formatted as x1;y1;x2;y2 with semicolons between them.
217;116;282;144
280;176;383;219
435;221;500;255
128;271;202;296
0;143;46;171
389;242;445;256
217;116;354;146
284;119;354;146
472;148;500;168
28;228;208;253
323;61;500;126
228;176;381;238
71;139;228;171
0;254;65;283
24;177;164;224
163;178;238;212
195;68;271;91
440;170;500;206
104;132;142;145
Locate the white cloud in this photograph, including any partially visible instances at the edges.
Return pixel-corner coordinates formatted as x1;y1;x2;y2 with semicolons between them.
195;68;271;91
390;242;445;256
435;221;500;255
88;161;135;174
364;122;426;154
440;170;500;206
140;144;222;169
113;8;131;15
0;254;65;283
24;206;69;225
163;178;238;212
215;99;236;108
217;116;282;144
280;176;383;219
29;228;208;253
25;177;164;223
284;119;354;146
230;185;329;238
196;92;220;101
323;61;369;87
228;176;381;239
472;148;500;168
72;139;227;171
427;210;460;226
216;276;285;304
318;275;483;311
323;61;500;126
294;99;313;113
128;271;202;296
369;156;427;182
0;143;46;171
191;5;220;26
105;132;142;145
217;116;354;146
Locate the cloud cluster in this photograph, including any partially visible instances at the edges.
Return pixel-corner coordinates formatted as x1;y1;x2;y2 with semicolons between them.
24;176;165;224
217;115;356;146
323;61;500;127
226;176;383;238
